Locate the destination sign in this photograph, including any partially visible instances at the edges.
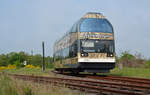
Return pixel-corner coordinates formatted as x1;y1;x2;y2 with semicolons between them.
79;32;113;40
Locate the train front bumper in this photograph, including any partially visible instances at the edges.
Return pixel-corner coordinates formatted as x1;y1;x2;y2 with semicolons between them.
78;58;115;63
77;58;115;73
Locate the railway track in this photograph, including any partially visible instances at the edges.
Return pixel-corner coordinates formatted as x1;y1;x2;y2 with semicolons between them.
10;74;150;95
85;75;150;86
52;70;150;86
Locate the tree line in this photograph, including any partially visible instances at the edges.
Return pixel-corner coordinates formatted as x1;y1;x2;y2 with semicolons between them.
0;51;150;68
0;51;53;68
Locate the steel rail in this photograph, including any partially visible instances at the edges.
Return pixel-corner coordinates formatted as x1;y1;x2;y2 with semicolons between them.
11;74;150;91
10;74;149;95
86;75;150;85
108;75;150;81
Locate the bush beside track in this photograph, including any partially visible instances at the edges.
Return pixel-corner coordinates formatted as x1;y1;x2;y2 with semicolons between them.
110;67;150;78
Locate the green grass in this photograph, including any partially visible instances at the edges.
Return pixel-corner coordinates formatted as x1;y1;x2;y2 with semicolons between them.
1;67;150;95
2;66;150;79
0;74;83;95
0;68;84;95
110;67;150;78
0;75;18;95
2;67;150;79
2;68;52;76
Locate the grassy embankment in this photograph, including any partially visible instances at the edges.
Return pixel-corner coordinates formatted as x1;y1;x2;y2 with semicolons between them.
110;67;150;78
2;67;150;78
3;68;52;76
0;67;150;95
0;67;85;95
0;74;82;95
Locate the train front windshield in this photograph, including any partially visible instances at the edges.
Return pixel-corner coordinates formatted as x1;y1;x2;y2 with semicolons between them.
81;40;114;53
80;18;113;33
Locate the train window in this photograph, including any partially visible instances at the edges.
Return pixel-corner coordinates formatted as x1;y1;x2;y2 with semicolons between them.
82;40;94;47
95;40;114;53
81;40;114;53
80;18;113;33
71;23;77;32
69;41;78;57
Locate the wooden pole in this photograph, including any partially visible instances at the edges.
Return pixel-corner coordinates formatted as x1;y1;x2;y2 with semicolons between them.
42;41;45;71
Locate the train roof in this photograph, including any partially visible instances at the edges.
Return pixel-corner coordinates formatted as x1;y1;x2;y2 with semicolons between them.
54;12;110;45
82;12;105;19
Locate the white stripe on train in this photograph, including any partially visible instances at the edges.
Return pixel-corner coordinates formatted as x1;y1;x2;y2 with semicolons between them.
78;58;115;63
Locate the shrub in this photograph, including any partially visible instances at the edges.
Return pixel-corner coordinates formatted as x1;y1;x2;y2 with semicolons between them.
0;65;16;71
7;64;16;69
25;64;35;69
13;61;24;67
144;60;150;68
0;66;7;71
118;51;146;67
120;51;135;61
25;64;40;69
46;63;54;69
119;51;135;67
35;66;40;69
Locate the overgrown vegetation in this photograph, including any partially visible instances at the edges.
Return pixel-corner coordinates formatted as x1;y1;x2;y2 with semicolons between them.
0;51;53;69
0;51;150;78
0;74;80;95
144;60;150;68
110;51;150;78
117;51;149;68
0;51;149;94
1;51;149;69
110;67;150;78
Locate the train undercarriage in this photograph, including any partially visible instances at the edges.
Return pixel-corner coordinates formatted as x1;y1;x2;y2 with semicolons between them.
55;62;115;74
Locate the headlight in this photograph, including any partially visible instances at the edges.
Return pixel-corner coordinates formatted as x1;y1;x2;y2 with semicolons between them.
110;54;113;57
81;53;84;56
81;53;88;57
107;53;114;57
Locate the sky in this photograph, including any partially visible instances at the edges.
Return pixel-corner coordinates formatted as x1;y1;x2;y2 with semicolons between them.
0;0;150;58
